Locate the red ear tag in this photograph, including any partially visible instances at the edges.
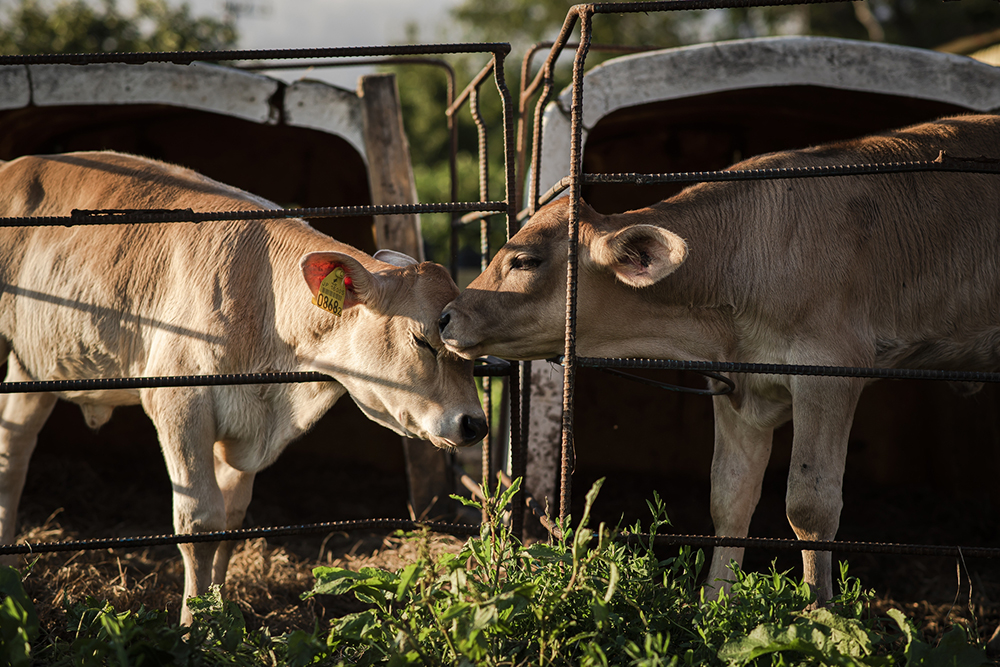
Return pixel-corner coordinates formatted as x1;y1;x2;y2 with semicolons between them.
312;267;346;315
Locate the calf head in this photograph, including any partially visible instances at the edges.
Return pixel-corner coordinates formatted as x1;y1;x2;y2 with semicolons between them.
301;249;487;448
439;197;687;360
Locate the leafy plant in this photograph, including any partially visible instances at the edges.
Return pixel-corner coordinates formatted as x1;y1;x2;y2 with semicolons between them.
3;480;994;665
0;566;38;667
301;479;994;666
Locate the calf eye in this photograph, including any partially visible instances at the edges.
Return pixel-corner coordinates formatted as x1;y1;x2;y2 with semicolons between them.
413;334;437;357
510;255;541;271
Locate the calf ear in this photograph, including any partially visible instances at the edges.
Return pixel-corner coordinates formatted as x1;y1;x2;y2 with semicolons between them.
373;249;419;267
300;251;383;312
589;224;687;288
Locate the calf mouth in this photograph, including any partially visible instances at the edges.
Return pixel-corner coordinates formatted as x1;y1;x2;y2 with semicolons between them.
441;340;481;360
438;317;482;360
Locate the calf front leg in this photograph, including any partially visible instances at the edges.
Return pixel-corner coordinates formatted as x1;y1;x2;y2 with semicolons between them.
143;387;223;624
705;393;775;596
786;375;863;604
0;355;57;560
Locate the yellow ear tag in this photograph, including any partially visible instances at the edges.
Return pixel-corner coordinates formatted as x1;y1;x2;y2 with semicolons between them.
312;267;346;315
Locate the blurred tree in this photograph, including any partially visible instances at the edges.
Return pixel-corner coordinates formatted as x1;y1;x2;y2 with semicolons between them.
452;0;1000;51
807;0;1000;49
0;0;238;55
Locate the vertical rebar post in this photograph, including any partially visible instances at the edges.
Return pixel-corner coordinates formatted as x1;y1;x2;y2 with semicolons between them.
512;44;537;495
469;84;494;516
444;68;460;283
560;7;592;523
527;12;580;219
515;42;551;214
528;75;555;217
493;49;525;541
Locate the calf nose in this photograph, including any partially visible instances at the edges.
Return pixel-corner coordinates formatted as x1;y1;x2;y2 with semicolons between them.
460;414;488;445
438;310;451;335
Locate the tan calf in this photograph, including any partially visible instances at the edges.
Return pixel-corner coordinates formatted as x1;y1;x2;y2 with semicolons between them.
441;114;1000;611
0;151;487;623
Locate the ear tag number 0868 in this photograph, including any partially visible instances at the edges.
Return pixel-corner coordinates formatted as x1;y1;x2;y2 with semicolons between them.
313;267;346;316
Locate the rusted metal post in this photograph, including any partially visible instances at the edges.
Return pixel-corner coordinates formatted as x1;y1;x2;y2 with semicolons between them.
491;49;525;541
560;7;592;523
469;84;494;519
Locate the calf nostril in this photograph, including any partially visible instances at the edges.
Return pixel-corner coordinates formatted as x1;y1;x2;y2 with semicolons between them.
460;414;488;444
438;311;451;334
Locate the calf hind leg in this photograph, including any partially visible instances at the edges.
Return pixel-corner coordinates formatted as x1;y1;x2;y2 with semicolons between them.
785;375;863;604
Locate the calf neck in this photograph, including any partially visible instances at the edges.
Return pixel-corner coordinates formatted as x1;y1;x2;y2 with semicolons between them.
441;114;1000;604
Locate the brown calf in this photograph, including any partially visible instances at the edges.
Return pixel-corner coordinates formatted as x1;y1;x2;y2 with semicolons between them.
0;151;487;622
441;115;1000;615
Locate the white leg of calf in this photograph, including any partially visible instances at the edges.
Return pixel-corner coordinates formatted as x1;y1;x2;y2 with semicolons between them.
705;394;775;597
144;387;223;625
785;375;862;605
0;357;57;563
210;448;255;586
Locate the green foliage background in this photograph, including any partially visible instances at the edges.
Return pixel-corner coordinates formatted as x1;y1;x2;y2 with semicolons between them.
0;0;237;55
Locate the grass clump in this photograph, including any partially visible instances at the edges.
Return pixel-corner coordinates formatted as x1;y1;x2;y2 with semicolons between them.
300;478;992;666
4;478;994;665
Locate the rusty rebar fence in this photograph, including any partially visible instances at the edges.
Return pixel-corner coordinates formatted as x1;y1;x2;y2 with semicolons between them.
3;1;1000;576
0;41;526;552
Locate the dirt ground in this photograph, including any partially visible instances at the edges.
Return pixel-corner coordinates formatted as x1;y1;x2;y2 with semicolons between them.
11;401;1000;653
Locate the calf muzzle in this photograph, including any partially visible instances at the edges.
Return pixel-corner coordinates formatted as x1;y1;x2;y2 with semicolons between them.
460;414;489;446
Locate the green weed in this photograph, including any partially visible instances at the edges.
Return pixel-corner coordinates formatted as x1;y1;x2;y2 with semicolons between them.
3;478;994;666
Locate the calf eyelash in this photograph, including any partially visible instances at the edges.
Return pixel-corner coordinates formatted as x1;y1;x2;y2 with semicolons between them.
413;334;437;357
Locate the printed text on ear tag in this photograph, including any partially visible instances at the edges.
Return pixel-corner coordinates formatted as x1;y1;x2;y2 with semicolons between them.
313;267;346;315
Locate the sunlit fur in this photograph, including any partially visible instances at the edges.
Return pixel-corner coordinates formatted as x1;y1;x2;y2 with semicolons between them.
442;115;1000;609
0;151;485;623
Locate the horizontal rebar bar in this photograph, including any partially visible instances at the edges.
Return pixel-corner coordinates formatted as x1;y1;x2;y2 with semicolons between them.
0;518;480;555
585;157;1000;184
0;202;507;228
573;357;1000;385
0;359;510;395
0;43;510;67
7;521;998;560
524;156;1000;219
622;532;1000;559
